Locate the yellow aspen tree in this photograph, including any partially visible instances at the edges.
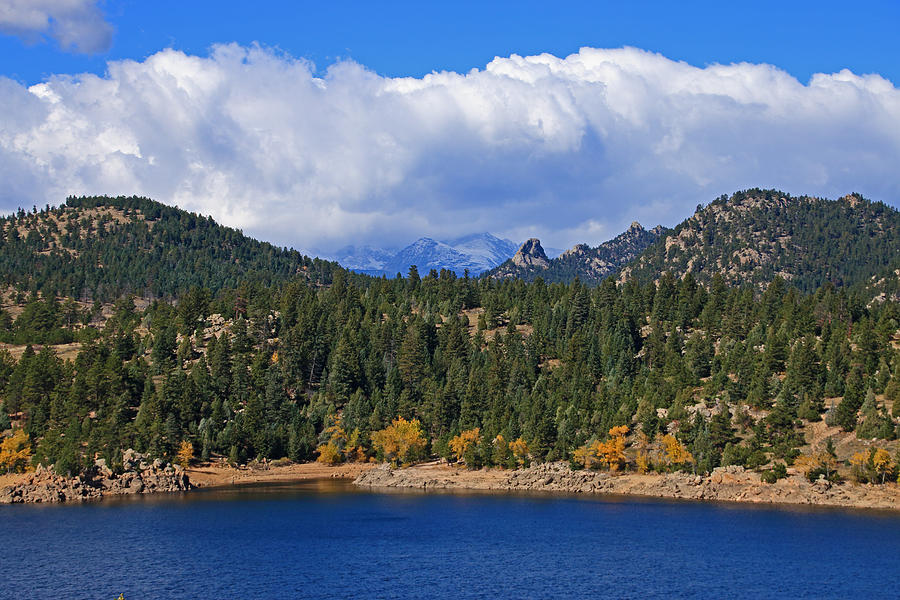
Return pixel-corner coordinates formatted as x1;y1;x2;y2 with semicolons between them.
872;448;892;484
0;429;31;474
316;443;342;465
634;430;651;473
176;441;194;469
573;443;596;469
371;416;427;466
508;437;529;466
604;426;629;471
662;434;693;469
635;451;651;474
849;451;869;483
796;448;839;481
449;428;481;465
793;454;816;476
597;436;626;471
316;415;350;465
592;440;611;469
818;450;838;481
576;426;629;471
608;425;630;438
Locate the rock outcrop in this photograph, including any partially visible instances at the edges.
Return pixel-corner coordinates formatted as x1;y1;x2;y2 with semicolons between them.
510;238;550;269
486;222;666;284
0;449;191;504
560;243;590;258
355;462;900;511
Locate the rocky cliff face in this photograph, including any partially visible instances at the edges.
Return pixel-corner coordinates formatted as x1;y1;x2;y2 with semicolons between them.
488;238;551;278
511;238;550;269
0;449;191;504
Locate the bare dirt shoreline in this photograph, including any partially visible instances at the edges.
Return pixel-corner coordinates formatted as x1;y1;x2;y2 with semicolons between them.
354;461;900;512
186;461;375;489
5;459;899;511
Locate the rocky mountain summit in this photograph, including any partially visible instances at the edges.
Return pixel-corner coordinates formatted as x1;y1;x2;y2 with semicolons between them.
511;238;550;269
0;449;191;504
487;221;665;284
488;238;550;278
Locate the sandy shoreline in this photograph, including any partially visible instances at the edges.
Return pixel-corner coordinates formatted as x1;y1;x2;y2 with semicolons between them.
354;461;900;512
186;461;375;489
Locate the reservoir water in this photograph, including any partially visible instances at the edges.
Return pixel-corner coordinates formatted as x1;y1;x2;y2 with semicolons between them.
2;479;899;599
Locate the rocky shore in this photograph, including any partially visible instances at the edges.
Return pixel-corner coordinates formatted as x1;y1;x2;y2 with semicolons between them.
354;462;900;511
0;449;190;504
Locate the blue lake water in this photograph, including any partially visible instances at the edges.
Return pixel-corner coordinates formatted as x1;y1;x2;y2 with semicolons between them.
2;480;899;599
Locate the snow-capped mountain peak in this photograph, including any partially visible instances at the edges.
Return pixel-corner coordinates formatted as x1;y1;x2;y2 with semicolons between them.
330;233;519;277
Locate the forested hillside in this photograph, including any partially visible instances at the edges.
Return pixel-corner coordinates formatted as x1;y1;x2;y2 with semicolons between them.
621;190;900;292
2;268;898;481
0;196;346;301
1;192;899;486
863;265;900;305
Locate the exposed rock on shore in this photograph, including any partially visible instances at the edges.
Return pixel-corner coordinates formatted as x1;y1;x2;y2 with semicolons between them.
0;449;191;504
354;462;900;511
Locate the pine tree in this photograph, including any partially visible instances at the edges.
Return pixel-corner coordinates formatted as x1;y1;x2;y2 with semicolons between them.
831;367;866;432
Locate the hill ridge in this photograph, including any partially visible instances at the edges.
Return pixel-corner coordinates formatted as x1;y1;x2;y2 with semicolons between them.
619;189;900;292
0;195;344;301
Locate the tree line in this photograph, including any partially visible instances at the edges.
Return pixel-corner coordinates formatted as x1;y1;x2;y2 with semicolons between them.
1;266;898;481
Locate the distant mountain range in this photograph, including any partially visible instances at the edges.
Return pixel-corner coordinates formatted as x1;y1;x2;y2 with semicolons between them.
3;190;896;303
330;233;520;277
487;222;667;284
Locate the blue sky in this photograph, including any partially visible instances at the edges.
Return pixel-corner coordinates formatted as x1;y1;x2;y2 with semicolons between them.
3;1;899;84
1;1;899;252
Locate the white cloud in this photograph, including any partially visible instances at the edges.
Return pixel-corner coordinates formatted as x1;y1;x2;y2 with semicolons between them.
0;0;112;53
0;44;898;253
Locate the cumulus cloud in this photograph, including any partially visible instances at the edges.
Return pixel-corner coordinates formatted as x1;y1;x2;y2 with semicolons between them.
0;44;898;252
0;0;112;53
